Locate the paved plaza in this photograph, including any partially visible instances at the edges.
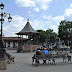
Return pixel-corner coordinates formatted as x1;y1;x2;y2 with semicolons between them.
0;50;72;72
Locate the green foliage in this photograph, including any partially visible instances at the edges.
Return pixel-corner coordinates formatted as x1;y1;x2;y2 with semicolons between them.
37;30;47;44
58;20;72;41
37;29;57;44
28;29;57;45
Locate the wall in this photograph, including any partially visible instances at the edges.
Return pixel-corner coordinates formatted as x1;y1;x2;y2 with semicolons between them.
20;45;40;52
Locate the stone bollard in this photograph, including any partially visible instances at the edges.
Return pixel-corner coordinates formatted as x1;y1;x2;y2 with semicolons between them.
0;59;7;70
0;48;7;70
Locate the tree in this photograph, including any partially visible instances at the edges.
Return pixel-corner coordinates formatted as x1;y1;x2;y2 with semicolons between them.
37;30;46;44
29;29;57;45
58;20;72;45
46;29;57;44
37;29;57;45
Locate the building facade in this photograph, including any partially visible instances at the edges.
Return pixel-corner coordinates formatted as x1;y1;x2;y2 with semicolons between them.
3;37;27;49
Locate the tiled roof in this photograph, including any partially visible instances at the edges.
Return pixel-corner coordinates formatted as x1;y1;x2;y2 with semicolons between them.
16;19;39;35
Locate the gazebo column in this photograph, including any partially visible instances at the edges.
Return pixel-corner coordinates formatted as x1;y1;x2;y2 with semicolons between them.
18;35;21;44
20;35;21;38
32;34;34;45
22;35;23;38
22;35;23;45
18;35;19;40
26;35;28;45
26;35;27;39
35;34;38;45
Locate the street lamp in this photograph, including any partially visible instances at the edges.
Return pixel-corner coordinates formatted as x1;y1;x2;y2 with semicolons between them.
0;3;4;9
0;3;12;58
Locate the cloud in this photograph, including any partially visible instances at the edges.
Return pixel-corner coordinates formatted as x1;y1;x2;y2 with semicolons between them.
4;15;47;37
4;16;49;37
4;15;63;37
43;15;52;19
31;20;44;30
70;4;72;7
31;18;59;33
64;3;72;21
36;0;52;10
64;15;72;21
43;15;64;33
43;15;64;24
16;0;35;7
43;15;64;21
64;9;72;16
50;25;58;33
16;0;53;11
42;3;72;33
27;11;34;17
52;16;64;25
4;15;26;37
5;3;72;37
34;8;40;12
53;16;64;21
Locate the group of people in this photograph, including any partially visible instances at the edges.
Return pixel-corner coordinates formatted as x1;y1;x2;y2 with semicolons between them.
36;47;49;64
36;47;49;55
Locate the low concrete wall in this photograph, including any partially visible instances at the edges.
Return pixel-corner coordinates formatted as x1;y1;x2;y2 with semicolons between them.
21;45;40;52
7;48;17;50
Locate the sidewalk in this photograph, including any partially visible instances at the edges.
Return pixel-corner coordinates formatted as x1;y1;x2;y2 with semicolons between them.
0;51;72;72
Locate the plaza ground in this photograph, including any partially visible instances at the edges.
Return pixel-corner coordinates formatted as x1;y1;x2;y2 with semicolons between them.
0;50;72;72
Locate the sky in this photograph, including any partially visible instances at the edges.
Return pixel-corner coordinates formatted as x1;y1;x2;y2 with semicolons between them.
0;0;72;37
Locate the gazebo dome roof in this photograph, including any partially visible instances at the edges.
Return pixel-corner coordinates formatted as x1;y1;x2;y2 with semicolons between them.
16;19;39;35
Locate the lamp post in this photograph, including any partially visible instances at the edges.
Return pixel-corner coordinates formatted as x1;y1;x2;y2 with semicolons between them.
0;3;12;58
0;3;12;48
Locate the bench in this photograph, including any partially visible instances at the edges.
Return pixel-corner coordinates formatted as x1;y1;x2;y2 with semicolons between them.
32;51;71;67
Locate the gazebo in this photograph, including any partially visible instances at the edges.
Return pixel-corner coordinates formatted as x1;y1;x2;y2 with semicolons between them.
16;19;40;52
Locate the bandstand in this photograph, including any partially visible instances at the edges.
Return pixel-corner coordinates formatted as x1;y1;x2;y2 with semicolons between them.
16;19;40;52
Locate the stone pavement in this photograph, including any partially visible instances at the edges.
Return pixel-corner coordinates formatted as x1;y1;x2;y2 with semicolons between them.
0;50;72;72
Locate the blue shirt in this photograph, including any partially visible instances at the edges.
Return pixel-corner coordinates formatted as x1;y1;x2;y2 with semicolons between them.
43;50;49;55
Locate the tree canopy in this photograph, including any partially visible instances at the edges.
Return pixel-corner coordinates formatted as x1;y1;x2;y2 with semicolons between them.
58;20;72;44
37;29;57;45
